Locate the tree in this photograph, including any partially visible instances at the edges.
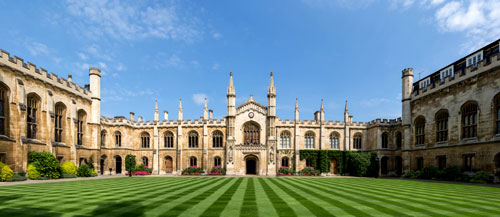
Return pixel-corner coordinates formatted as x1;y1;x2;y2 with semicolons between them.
125;154;136;177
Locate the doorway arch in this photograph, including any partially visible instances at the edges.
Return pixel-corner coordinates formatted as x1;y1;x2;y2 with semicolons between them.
165;156;173;173
330;158;338;174
115;155;122;174
381;156;389;175
395;156;403;176
100;155;107;175
245;155;258;175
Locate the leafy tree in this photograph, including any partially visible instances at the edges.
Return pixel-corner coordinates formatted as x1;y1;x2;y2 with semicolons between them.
125;154;136;177
28;151;61;179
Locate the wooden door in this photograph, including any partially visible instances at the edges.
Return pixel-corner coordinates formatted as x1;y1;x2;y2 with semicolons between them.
330;159;337;174
165;157;173;173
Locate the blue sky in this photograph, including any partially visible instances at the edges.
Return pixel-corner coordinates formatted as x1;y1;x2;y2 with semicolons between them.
1;0;499;122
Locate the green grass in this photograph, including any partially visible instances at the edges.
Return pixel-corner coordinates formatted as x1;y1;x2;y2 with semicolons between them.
0;177;499;216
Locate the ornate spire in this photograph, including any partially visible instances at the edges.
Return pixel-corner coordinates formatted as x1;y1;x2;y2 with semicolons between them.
344;100;349;113
268;71;276;96
154;99;159;121
227;71;235;96
320;99;324;111
179;98;183;110
178;98;183;121
203;97;208;120
295;98;299;121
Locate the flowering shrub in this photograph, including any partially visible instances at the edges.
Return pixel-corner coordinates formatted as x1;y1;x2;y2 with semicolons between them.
128;171;151;176
299;167;320;176
208;166;226;175
182;166;204;175
61;162;77;175
27;164;40;180
277;166;295;176
28;151;61;179
135;164;153;173
0;162;13;181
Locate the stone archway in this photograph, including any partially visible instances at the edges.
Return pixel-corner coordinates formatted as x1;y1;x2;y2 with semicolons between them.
245;155;258;175
395;156;403;176
165;156;173;173
115;156;122;174
330;158;338;174
381;156;389;175
100;155;107;175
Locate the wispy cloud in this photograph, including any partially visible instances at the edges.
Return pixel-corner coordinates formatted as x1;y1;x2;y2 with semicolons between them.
26;42;50;56
192;93;207;106
64;0;202;42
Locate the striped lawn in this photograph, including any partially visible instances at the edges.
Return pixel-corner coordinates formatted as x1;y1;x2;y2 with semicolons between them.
0;177;499;217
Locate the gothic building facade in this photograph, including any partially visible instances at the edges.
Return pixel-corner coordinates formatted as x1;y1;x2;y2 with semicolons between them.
0;39;499;177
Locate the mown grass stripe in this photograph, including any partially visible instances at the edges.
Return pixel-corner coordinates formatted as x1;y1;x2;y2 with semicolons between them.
324;178;500;214
268;178;335;217
199;178;244;217
160;178;234;216
240;178;258;217
258;178;297;217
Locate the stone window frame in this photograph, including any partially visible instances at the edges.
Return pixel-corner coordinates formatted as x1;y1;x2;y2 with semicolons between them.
100;130;107;147
190;156;197;167
329;132;340;149
395;131;402;149
114;131;122;147
188;130;199;148
141;132;150;149
280;131;291;149
164;131;174;148
436;155;447;170
381;132;389;149
435;109;449;143
494;94;500;135
304;131;315;149
214;156;221;167
414;116;426;146
0;85;8;136
142;156;149;167
54;102;66;143
463;153;475;172
281;157;289;167
461;102;478;139
212;130;224;148
243;122;260;145
76;109;86;146
26;93;40;139
353;133;362;149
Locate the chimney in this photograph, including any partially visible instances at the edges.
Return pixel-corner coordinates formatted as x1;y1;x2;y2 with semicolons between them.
138;116;143;122
164;110;168;121
209;109;213;119
130;112;135;121
314;111;320;122
68;74;73;82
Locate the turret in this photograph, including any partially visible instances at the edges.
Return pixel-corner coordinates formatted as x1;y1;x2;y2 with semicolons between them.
227;72;236;117
154;100;159;122
344;100;349;124
89;67;101;124
402;68;414;126
203;98;208;120
267;72;276;117
178;98;183;121
294;98;299;121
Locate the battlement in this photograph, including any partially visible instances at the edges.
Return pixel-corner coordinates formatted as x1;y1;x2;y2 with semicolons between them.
101;116;226;127
367;117;402;127
0;49;92;100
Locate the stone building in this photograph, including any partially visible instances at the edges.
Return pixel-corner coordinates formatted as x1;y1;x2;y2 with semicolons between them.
0;39;499;177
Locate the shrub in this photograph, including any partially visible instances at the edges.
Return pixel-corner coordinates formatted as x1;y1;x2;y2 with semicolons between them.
28;151;61;179
91;169;98;177
0;162;14;181
27;164;40;180
277;166;295;176
135;164;153;173
404;170;419;179
346;152;371;177
7;173;27;182
182;166;204;175
61;162;77;175
440;166;462;181
125;155;136;177
470;171;490;184
299;167;320;176
77;164;92;177
208;166;226;175
417;166;439;179
61;173;77;178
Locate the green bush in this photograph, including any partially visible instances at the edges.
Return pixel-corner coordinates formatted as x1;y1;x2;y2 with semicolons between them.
181;167;204;175
91;169;98;177
470;171;490;184
27;164;40;180
277;167;295;175
61;162;77;175
77;164;92;177
28;151;61;179
61;173;77;178
125;155;136;177
299;167;320;176
404;170;419;179
135;164;153;173
0;162;14;181
7;173;27;182
417;166;439;179
439;166;462;181
346;152;371;177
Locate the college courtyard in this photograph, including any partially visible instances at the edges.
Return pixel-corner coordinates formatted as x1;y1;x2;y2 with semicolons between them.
0;176;499;217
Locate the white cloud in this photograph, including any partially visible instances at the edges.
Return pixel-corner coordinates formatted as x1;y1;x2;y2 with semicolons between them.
77;52;88;60
26;42;49;56
115;63;126;71
212;32;222;39
192;93;207;106
212;63;220;70
64;0;201;42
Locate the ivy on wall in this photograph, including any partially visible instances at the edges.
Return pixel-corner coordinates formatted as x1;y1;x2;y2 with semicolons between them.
299;150;379;177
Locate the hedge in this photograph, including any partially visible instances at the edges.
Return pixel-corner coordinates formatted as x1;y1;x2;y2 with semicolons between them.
299;150;379;177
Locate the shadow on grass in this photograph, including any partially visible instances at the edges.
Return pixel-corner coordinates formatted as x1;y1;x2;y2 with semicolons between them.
88;200;146;217
0;195;62;217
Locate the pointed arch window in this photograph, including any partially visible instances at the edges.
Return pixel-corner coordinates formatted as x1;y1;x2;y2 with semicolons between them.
212;130;223;148
330;132;339;149
415;116;426;146
141;132;150;148
77;110;86;145
462;103;478;139
54;103;65;143
281;157;289;167
164;131;174;148
27;95;38;139
244;123;260;145
353;133;362;149
115;131;122;147
142;156;149;167
396;132;402;149
305;131;315;149
189;131;199;148
436;110;449;142
190;156;197;167
280;131;291;148
381;132;389;149
214;156;221;167
0;87;6;136
101;130;106;147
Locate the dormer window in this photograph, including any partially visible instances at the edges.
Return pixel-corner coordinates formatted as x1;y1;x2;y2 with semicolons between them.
466;51;483;67
440;66;454;81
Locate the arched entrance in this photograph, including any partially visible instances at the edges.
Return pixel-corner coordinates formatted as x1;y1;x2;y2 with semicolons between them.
165;156;173;173
100;155;107;175
245;155;258;175
115;156;122;174
330;158;338;174
381;156;389;175
395;156;403;176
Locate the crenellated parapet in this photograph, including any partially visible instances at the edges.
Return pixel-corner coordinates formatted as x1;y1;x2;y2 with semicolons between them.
0;49;92;100
100;116;226;128
366;117;402;128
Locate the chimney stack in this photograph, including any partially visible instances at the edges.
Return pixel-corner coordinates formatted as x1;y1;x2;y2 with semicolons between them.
164;110;168;121
138;116;143;122
209;109;213;119
130;112;135;121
